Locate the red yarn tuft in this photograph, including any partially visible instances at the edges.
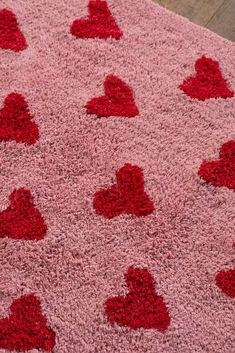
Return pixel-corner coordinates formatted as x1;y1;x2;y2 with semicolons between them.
93;164;154;219
198;140;235;191
0;188;47;240
0;93;39;145
179;56;234;100
86;75;139;117
105;266;171;331
0;294;56;351
0;9;27;51
71;0;123;40
216;268;235;298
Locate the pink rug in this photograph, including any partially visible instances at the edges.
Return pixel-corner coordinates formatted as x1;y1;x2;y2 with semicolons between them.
0;0;234;352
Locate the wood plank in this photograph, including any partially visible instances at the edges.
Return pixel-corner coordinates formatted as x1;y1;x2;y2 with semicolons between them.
207;0;235;41
188;0;225;26
154;0;225;26
155;0;179;12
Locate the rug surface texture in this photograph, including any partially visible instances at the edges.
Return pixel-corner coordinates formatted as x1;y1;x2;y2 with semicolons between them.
0;0;234;352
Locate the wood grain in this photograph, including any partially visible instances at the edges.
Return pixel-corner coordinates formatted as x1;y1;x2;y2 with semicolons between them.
207;0;235;41
154;0;235;41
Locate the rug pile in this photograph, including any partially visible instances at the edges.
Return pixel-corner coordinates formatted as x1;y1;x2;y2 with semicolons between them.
0;0;234;352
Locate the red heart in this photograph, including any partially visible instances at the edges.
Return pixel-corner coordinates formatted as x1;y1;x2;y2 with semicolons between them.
71;0;123;40
105;267;171;331
0;9;27;51
0;188;47;240
198;140;235;191
0;93;39;145
0;294;56;351
179;56;234;100
93;164;154;219
216;268;235;298
86;75;139;118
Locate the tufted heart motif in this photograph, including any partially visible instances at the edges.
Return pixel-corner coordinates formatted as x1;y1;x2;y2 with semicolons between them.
71;0;123;40
0;188;47;240
0;93;39;145
105;266;171;331
198;140;235;191
0;294;56;351
216;268;235;298
179;56;234;100
0;9;27;51
86;75;139;118
93;164;154;219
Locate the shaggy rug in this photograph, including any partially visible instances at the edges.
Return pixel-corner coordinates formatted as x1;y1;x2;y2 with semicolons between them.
0;0;234;352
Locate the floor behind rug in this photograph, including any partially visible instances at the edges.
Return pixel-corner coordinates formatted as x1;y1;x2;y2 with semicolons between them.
0;0;234;352
154;0;235;42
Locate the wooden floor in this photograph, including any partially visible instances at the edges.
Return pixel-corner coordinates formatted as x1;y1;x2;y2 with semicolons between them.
154;0;235;42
